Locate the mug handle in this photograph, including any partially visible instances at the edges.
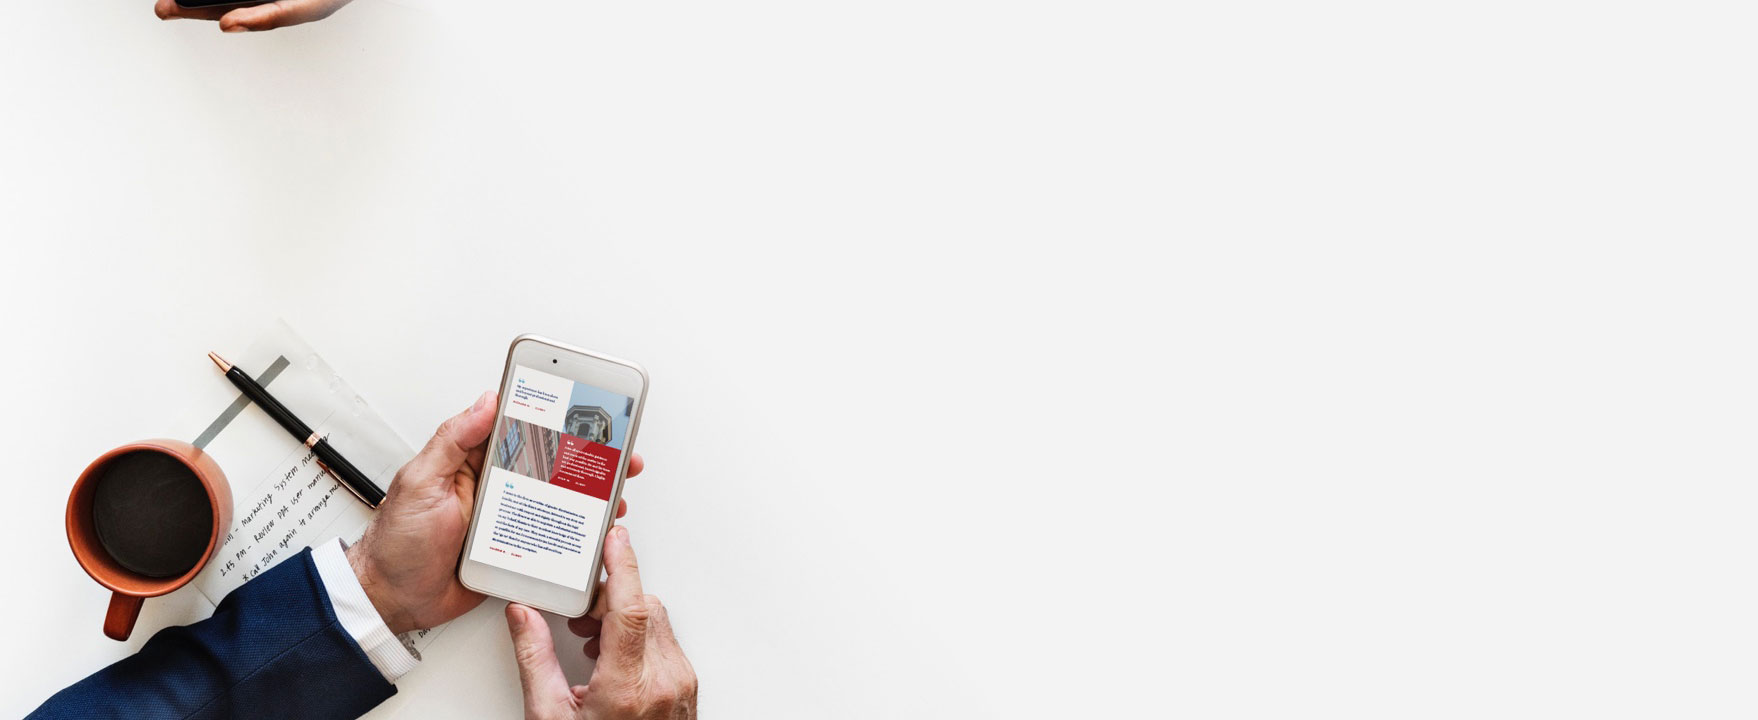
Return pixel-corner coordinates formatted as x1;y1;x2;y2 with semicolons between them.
104;593;143;641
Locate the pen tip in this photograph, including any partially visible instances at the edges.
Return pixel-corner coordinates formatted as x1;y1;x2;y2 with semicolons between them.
207;352;232;372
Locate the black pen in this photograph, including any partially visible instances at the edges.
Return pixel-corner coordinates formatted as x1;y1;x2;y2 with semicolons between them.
207;352;386;508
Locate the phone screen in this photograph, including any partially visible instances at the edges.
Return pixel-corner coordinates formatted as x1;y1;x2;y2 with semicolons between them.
464;363;635;591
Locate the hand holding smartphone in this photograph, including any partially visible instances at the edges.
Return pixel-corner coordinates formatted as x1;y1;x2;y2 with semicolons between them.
458;336;649;615
157;0;353;33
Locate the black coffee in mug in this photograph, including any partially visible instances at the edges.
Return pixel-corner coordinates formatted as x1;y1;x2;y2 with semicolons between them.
90;451;215;578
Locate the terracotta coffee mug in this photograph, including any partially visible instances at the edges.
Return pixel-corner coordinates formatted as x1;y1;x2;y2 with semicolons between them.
65;440;231;641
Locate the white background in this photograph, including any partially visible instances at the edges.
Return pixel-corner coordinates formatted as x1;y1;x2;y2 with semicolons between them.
2;1;1755;718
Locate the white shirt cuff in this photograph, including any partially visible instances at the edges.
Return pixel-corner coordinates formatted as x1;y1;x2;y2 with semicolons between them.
310;537;422;683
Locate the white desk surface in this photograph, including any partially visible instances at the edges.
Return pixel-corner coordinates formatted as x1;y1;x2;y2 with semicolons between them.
5;2;1757;718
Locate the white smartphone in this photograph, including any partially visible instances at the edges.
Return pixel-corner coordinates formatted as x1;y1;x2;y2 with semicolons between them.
458;335;649;616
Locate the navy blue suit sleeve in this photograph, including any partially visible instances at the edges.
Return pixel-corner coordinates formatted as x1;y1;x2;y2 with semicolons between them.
29;548;396;720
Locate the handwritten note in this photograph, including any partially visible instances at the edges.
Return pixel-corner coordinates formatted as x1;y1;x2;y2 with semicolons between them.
195;412;377;597
205;438;357;591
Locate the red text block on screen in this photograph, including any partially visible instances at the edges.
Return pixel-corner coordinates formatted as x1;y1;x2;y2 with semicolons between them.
549;435;620;501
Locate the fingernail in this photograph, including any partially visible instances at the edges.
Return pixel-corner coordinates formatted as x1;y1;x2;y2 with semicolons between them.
222;24;248;33
508;605;524;630
472;391;492;412
613;525;629;544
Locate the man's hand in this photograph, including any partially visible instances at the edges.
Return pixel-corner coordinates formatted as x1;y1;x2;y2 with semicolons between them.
508;526;698;720
154;0;354;33
345;392;645;634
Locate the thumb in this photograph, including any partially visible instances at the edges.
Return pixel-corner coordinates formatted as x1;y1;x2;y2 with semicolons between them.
396;392;497;493
218;0;350;32
506;604;573;716
595;526;650;677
